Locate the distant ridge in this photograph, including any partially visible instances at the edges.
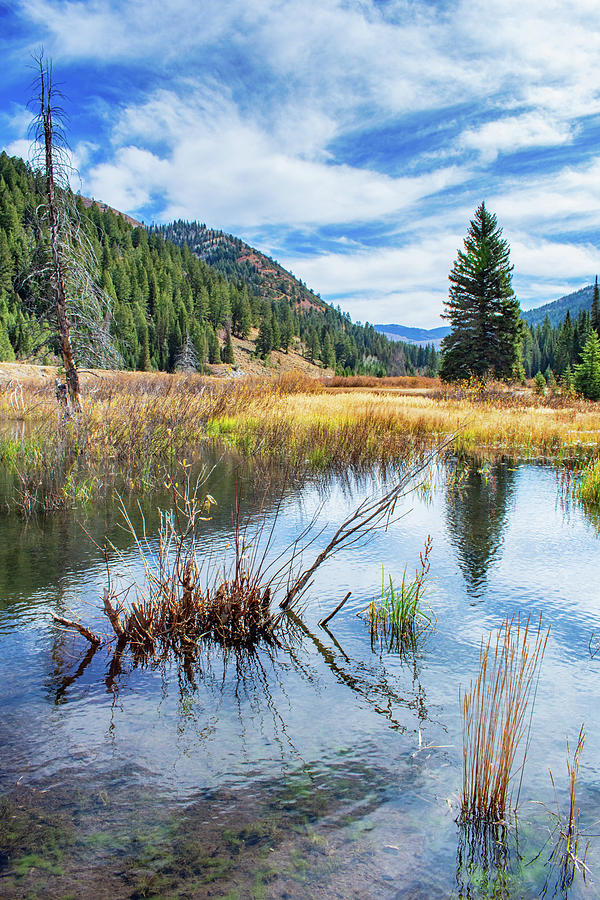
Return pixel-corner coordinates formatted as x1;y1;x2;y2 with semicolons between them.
374;323;449;348
522;284;595;328
378;282;596;345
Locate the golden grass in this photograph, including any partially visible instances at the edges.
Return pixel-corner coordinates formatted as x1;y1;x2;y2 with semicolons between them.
1;367;599;514
216;386;600;465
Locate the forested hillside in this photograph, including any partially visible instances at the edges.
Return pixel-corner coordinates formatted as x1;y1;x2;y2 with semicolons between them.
154;220;438;375
522;284;595;329
522;305;600;379
0;154;434;376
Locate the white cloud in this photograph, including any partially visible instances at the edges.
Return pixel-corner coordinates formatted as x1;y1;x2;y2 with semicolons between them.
279;236;460;326
510;237;600;280
3;138;31;160
87;146;171;210
85;87;470;227
20;0;238;62
489;158;600;233
11;0;600;323
461;113;576;162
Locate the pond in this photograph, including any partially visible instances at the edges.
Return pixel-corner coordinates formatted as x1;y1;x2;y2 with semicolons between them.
0;453;599;898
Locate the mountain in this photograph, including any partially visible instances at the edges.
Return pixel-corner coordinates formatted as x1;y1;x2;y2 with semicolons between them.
374;323;450;348
155;221;327;312
522;284;595;328
151;220;439;375
80;196;144;229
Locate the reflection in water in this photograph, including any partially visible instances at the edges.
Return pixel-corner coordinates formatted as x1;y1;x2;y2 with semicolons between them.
3;456;600;898
446;460;517;598
455;820;519;899
289;611;432;735
49;611;434;743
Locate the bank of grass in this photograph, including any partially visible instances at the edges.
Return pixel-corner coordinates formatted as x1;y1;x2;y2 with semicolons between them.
1;368;599;512
213;379;600;466
576;459;600;505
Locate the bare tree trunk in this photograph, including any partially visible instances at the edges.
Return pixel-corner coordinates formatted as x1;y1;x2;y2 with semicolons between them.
39;60;82;412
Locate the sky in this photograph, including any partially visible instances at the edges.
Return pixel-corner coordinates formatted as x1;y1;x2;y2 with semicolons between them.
2;0;600;327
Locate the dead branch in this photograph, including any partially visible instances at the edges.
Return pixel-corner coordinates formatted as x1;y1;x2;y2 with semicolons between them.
52;613;102;646
102;587;124;639
281;440;449;611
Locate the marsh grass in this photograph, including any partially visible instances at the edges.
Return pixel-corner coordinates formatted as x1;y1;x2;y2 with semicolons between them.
3;367;600;516
576;459;600;506
363;536;434;649
460;614;549;825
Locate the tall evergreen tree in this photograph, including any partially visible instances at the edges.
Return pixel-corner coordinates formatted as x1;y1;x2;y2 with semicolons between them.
440;203;521;381
574;330;600;400
256;315;273;358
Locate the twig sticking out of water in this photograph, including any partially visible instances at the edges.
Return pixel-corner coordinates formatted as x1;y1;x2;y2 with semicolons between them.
318;592;352;628
459;613;549;824
543;725;590;894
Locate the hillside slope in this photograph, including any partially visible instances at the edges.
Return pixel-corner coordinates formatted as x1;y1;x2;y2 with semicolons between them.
155;221;326;311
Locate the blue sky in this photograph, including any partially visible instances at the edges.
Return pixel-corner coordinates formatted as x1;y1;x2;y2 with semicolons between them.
2;0;600;327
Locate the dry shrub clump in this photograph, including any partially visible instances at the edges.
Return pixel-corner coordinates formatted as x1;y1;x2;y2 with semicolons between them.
323;374;439;389
55;473;281;656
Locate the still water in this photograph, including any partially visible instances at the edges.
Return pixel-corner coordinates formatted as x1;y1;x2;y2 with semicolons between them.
0;455;599;898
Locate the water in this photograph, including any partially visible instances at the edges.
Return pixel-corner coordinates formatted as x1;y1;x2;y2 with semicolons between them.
0;454;599;898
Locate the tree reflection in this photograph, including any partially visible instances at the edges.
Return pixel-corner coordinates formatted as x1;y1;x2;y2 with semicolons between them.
446;459;517;598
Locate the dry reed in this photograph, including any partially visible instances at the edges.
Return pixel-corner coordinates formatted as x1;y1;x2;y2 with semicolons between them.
459;614;549;823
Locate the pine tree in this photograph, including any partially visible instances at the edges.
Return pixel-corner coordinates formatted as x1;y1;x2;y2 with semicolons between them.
271;308;281;351
440;203;521;381
232;289;251;338
574;330;600;400
320;331;336;369
0;297;15;361
222;328;235;364
592;275;600;335
206;324;221;364
280;303;294;352
256;315;273;358
138;324;151;371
